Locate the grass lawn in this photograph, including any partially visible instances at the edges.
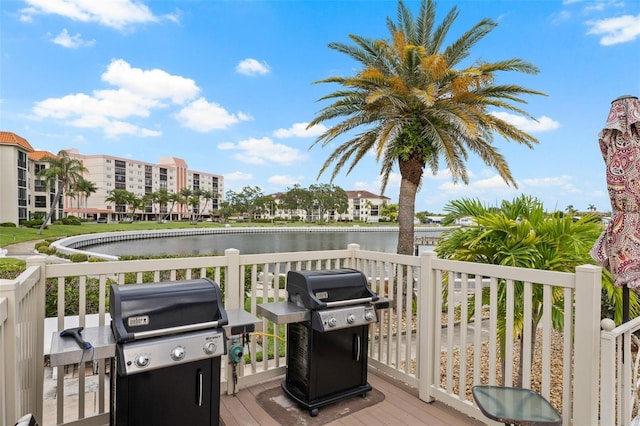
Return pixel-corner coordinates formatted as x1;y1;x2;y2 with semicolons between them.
0;220;398;249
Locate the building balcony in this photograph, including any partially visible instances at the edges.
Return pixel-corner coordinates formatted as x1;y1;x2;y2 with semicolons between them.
0;244;636;425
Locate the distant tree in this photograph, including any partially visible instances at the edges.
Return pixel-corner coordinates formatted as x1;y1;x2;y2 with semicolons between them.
75;177;97;216
415;212;427;223
226;186;264;221
588;204;597;212
198;190;215;221
310;184;349;222
179;188;193;222
105;189;132;221
279;185;315;221
308;0;545;255
381;203;399;221
35;150;87;234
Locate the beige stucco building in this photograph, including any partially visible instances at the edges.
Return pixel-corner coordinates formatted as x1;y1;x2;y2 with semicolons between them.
0;132;61;224
0;131;224;224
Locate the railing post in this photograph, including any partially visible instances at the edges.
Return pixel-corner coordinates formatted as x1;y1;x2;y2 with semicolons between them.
25;257;45;425
573;264;601;425
224;248;242;310
419;251;437;402
347;243;360;269
223;248;241;396
0;278;19;425
599;319;617;425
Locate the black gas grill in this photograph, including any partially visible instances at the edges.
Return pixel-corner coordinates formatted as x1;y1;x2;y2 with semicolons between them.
281;268;385;416
109;278;228;426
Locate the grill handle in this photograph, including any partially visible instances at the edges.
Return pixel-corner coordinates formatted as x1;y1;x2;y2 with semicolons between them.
196;369;203;407
132;321;221;340
324;297;376;308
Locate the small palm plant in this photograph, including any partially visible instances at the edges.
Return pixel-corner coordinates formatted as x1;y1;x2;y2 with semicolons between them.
436;195;632;384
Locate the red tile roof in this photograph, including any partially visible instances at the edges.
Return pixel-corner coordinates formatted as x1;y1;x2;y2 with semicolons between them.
345;190;391;200
28;150;57;161
0;131;34;152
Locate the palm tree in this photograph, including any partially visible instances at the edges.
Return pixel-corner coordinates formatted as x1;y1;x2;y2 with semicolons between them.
198;190;214;222
308;0;545;255
436;195;636;383
105;189;131;222
35;150;87;234
75;177;97;218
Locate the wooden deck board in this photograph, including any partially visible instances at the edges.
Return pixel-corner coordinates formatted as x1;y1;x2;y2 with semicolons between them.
220;371;485;426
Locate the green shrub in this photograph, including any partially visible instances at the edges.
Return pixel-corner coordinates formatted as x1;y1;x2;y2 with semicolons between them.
36;245;49;253
22;219;44;229
45;276;108;317
35;241;50;250
70;253;88;262
0;222;17;227
61;216;82;225
47;247;57;255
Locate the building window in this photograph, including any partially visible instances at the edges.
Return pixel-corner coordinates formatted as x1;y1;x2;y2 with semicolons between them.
35;196;47;208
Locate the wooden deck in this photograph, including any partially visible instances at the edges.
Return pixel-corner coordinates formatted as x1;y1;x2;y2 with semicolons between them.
220;371;485;426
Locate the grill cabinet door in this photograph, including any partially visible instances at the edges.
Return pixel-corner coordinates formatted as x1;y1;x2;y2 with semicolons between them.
111;357;221;426
310;325;368;400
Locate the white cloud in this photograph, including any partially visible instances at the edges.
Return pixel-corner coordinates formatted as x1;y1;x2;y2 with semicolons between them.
521;175;580;193
102;59;199;104
587;14;640;45
268;175;301;186
273;122;327;138
20;0;176;30
220;137;307;165
175;98;251;132
225;171;253;181
31;59;240;137
50;29;95;48
235;58;270;76
490;112;560;133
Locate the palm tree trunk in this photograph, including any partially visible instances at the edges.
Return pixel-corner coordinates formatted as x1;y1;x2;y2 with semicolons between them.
397;157;423;255
38;186;62;234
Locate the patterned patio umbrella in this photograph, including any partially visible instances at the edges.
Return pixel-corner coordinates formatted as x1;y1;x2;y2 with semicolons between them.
591;95;640;322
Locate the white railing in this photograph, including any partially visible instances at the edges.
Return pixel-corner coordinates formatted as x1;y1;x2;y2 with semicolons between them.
1;246;605;426
0;259;45;426
1;296;7;426
421;254;602;426
600;316;640;425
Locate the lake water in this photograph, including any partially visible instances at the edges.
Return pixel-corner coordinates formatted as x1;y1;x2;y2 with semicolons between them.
84;229;439;257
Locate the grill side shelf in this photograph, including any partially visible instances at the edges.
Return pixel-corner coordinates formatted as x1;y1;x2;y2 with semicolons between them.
257;301;310;325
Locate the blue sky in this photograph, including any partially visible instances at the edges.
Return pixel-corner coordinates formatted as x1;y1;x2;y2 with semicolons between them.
1;0;639;214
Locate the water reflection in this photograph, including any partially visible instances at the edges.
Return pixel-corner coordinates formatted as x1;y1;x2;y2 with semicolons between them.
85;229;439;257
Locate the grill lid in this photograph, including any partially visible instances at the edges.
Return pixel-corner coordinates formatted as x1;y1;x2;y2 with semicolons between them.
286;268;378;310
110;278;228;343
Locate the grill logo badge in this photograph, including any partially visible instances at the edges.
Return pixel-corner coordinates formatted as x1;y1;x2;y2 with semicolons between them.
127;315;150;327
315;291;329;300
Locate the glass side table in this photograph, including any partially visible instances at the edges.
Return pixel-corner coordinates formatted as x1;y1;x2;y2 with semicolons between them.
471;385;562;426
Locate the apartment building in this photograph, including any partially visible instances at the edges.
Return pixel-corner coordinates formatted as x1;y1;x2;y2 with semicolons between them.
63;150;224;222
271;189;390;222
0;131;224;224
0;131;61;224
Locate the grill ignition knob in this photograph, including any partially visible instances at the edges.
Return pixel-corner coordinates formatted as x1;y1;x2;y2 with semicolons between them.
364;311;375;322
170;346;186;361
328;317;337;328
346;314;356;324
134;354;150;368
203;341;217;355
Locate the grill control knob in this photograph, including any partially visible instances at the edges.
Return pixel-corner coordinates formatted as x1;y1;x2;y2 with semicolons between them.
134;354;150;368
328;317;337;328
170;346;186;361
364;311;375;322
203;341;217;355
346;314;356;324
